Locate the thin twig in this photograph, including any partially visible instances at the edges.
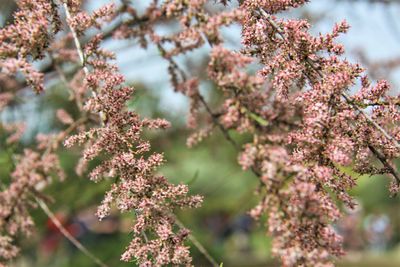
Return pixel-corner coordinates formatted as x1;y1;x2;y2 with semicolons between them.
36;198;109;267
62;2;89;76
156;44;241;150
197;94;240;150
174;217;219;267
62;1;106;124
368;145;400;185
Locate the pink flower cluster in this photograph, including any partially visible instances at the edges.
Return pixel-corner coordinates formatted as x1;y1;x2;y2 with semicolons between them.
0;149;64;264
62;3;202;265
0;0;59;93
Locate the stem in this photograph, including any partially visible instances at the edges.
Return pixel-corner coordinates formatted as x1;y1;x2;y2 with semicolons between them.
62;1;105;124
36;198;109;267
174;217;219;267
62;2;89;76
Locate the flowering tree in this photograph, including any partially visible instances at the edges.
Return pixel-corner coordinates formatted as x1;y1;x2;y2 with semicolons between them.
0;0;399;266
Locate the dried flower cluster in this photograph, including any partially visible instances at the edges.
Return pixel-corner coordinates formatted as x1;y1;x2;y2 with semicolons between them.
0;0;59;94
1;1;202;266
0;0;399;266
63;4;203;264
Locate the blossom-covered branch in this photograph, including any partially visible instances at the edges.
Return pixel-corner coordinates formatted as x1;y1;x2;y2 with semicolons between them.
61;2;202;265
1;0;399;266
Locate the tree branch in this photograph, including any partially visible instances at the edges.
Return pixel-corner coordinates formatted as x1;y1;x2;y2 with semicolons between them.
36;198;109;267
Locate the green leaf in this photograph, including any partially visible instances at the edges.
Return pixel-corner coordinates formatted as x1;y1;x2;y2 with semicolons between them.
248;111;269;126
187;170;199;185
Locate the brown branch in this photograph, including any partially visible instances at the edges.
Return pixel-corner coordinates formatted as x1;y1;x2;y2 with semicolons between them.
368;145;400;185
174;217;219;267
